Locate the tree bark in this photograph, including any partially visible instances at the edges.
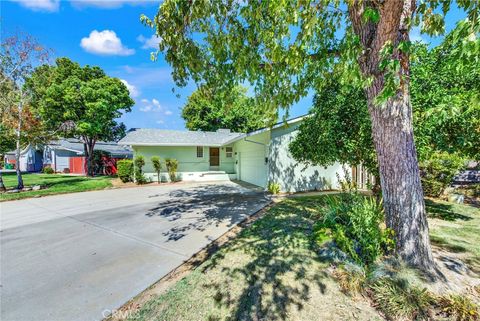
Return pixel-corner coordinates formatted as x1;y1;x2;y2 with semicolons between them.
0;171;6;192
349;0;434;269
15;99;24;190
83;138;96;176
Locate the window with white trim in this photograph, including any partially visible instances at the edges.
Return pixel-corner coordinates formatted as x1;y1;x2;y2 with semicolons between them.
225;147;233;158
197;146;204;158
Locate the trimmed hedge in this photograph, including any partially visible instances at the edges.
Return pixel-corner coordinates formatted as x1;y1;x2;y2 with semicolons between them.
117;160;133;183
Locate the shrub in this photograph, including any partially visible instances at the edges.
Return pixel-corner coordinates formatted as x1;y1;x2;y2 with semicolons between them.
369;278;433;320
42;166;54;174
165;158;179;182
133;155;147;184
117;160;133;183
151;156;162;184
314;193;395;266
267;182;281;194
333;263;367;296
437;294;479;321
419;152;466;197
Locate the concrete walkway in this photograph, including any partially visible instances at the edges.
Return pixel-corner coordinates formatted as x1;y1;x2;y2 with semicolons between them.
0;181;270;321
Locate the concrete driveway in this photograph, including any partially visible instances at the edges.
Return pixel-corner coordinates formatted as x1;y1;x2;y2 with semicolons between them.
0;181;270;321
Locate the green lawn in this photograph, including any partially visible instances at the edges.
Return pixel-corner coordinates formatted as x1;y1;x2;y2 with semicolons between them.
426;198;480;273
124;196;480;321
0;173;114;201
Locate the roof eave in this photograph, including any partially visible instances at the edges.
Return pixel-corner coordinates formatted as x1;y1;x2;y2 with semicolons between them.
119;142;225;147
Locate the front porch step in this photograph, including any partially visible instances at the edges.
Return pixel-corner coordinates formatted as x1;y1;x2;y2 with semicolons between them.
195;172;237;181
201;171;227;176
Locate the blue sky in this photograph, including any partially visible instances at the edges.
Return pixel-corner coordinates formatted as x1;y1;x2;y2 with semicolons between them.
1;0;466;131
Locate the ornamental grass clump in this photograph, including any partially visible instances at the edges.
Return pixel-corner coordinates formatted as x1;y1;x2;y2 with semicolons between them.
437;294;479;321
369;278;434;321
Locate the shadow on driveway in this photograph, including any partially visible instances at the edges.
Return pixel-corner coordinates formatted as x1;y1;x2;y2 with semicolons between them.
145;183;271;242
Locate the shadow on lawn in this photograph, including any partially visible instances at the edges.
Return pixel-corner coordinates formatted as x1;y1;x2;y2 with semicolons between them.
145;183;271;242
200;198;330;321
425;199;472;221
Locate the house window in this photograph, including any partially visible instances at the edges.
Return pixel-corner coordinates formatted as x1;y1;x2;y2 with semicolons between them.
226;147;233;158
197;146;204;158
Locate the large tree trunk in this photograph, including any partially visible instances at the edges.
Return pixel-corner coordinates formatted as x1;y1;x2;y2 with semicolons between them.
349;0;434;270
0;171;5;192
366;87;434;269
83;138;96;177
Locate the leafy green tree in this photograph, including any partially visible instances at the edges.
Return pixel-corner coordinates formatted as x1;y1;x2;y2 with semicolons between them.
411;33;480;161
28;58;134;176
290;27;479;178
142;0;479;269
289;79;377;175
182;85;268;132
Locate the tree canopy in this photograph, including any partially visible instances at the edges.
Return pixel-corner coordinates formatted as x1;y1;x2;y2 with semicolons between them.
182;85;268;132
290;29;480;175
28;57;134;175
411;31;480;161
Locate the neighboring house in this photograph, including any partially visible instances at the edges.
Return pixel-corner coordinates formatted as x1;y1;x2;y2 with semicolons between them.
4;139;133;174
4;145;43;172
119;116;353;192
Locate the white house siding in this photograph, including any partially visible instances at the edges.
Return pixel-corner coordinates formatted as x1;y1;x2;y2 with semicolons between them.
233;131;270;188
268;123;349;193
54;150;76;173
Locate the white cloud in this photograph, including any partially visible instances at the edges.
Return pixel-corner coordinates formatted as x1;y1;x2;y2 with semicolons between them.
164;110;173;116
70;0;159;9
80;30;135;56
12;0;60;12
120;79;140;98
139;98;162;112
410;27;426;43
137;34;162;50
156;120;165;125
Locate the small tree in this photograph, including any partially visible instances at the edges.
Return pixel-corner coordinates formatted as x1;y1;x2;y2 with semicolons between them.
133;155;146;184
1;32;50;189
151;156;162;184
165;158;178;182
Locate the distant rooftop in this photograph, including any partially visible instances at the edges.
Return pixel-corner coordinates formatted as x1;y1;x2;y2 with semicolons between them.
49;139;133;158
118;128;244;147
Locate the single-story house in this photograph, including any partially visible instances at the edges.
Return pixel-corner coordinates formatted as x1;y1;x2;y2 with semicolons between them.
119;116;369;192
43;139;133;174
4;139;133;174
4;145;43;172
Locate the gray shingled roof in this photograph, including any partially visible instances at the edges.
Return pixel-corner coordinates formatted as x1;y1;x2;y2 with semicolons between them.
118;128;244;147
49;139;133;158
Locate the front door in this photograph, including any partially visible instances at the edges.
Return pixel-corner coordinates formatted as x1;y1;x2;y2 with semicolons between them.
209;147;220;167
